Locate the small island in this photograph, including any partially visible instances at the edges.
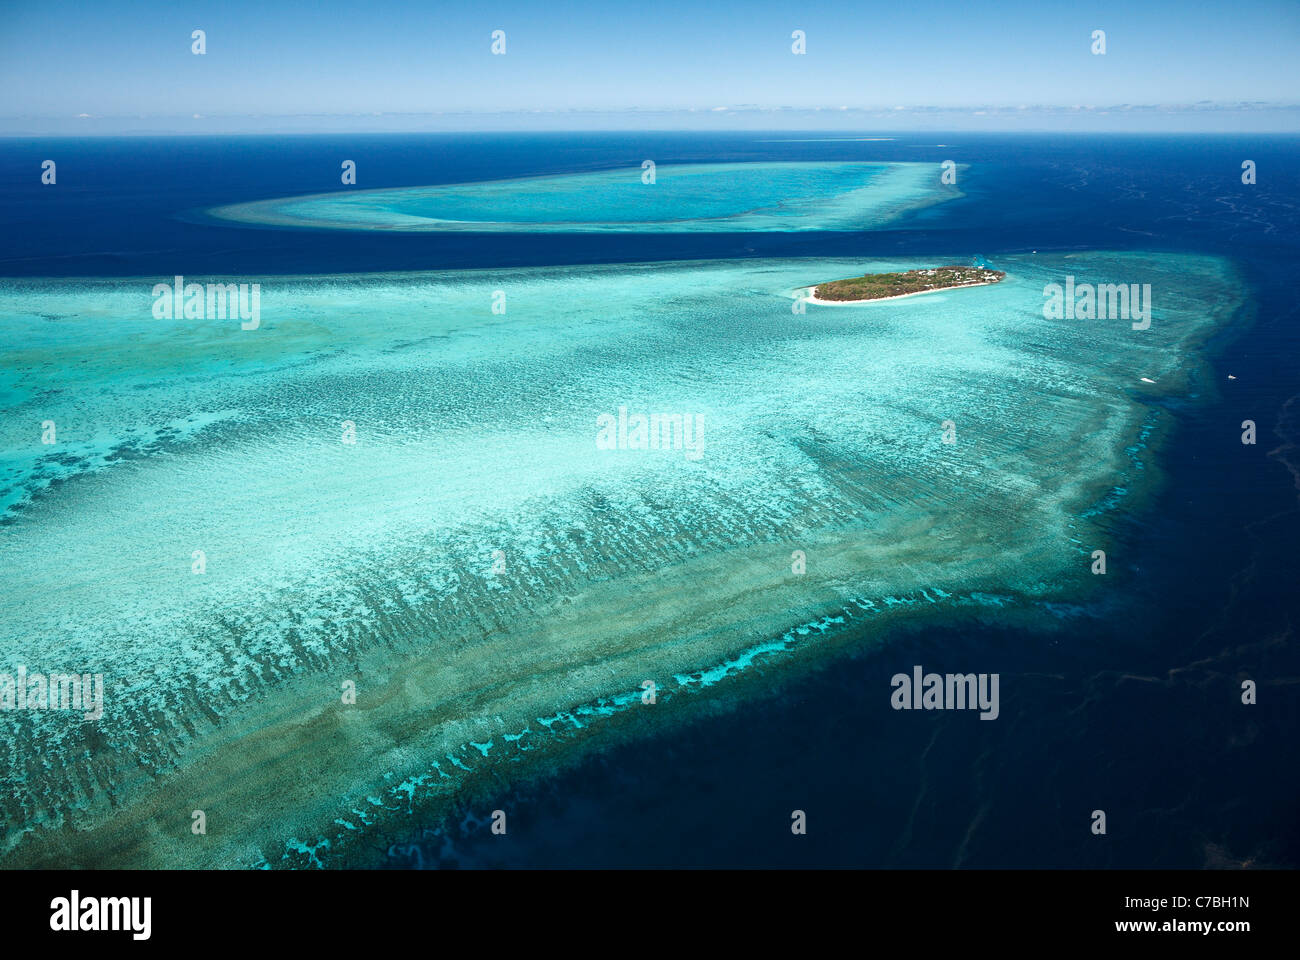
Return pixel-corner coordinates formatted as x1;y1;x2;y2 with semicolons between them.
809;265;1005;303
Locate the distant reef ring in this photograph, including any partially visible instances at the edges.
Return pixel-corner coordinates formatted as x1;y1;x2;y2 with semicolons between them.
205;161;961;234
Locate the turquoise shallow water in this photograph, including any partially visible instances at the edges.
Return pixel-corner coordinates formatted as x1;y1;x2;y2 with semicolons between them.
0;250;1240;865
207;161;954;233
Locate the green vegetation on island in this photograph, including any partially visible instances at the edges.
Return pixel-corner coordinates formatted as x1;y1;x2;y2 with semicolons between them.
813;265;1005;302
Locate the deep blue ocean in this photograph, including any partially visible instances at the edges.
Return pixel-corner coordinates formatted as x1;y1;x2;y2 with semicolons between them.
2;132;1296;867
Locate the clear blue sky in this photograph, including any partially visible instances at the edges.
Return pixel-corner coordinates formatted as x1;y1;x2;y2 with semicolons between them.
2;0;1297;131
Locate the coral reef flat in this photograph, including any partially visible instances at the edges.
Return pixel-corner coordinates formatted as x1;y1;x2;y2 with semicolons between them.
0;251;1241;866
